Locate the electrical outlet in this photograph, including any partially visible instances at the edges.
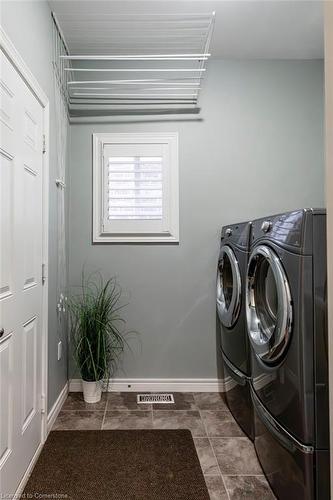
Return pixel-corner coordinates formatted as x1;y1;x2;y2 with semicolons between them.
57;341;62;361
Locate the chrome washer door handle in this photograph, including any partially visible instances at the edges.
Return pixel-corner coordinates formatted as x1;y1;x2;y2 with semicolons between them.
217;245;242;328
246;245;293;365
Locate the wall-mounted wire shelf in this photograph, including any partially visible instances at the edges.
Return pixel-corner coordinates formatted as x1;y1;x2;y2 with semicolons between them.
52;12;215;115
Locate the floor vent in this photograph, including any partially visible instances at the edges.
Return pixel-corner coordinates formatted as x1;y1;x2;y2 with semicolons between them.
137;393;175;404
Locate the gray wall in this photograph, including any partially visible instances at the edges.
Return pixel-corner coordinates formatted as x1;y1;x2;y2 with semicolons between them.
69;59;325;379
1;1;68;407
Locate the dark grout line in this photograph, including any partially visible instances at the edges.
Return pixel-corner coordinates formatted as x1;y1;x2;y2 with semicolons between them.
60;409;107;412
222;474;267;477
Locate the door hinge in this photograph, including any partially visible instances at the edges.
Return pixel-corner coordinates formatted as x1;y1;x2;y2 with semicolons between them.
42;134;46;154
40;394;46;414
42;263;47;284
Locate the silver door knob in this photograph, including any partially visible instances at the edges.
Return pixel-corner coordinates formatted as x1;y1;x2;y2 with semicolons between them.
261;221;272;233
225;228;232;237
0;328;4;338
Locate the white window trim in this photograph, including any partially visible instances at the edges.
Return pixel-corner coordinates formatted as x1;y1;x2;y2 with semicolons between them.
93;132;179;243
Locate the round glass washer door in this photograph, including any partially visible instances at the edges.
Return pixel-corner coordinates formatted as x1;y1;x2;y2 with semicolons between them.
216;245;241;328
246;245;293;365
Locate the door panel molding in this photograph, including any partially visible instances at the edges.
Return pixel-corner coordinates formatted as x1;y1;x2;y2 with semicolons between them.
0;29;48;107
0;334;13;468
22;317;37;434
0;150;14;300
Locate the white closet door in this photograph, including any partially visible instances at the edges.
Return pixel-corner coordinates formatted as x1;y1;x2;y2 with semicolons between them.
0;50;44;497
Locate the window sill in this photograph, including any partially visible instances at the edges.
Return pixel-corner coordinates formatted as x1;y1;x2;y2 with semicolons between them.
93;233;179;244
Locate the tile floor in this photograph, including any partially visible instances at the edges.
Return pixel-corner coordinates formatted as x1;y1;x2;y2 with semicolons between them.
53;392;276;500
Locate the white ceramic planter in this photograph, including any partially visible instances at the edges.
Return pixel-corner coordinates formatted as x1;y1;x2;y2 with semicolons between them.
82;380;102;403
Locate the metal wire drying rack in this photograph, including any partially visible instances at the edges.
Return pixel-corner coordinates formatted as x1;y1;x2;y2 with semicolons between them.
52;11;215;115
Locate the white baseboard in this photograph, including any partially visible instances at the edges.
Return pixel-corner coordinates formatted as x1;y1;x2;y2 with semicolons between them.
47;382;68;434
69;377;233;393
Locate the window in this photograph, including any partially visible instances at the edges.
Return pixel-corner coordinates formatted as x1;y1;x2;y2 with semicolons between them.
93;133;179;243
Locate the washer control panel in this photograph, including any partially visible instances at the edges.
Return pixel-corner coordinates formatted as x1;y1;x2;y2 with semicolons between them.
220;222;251;249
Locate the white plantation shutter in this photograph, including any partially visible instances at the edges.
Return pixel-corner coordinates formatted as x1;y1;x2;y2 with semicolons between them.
108;156;163;220
93;133;179;242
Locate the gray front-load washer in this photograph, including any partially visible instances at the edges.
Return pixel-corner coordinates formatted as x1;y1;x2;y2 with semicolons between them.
246;209;329;500
217;221;253;440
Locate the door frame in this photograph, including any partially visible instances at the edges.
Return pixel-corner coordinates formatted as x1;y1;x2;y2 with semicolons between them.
324;4;333;497
0;26;49;449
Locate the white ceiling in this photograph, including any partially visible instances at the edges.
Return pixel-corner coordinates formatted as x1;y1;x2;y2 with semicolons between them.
49;0;324;59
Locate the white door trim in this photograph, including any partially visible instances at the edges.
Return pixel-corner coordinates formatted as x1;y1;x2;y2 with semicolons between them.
0;26;49;444
324;4;333;498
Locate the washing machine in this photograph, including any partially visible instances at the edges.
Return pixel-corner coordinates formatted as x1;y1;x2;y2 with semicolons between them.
217;221;253;440
246;209;329;500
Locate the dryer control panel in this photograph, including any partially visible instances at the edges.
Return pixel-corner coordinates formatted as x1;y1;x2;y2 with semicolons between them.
251;210;305;249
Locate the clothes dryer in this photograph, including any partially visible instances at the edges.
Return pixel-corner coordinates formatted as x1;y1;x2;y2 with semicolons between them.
246;209;329;500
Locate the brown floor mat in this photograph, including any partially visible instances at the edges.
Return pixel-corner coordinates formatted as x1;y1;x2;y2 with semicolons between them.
23;429;210;500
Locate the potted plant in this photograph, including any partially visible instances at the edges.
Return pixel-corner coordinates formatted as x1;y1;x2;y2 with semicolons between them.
68;272;129;403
